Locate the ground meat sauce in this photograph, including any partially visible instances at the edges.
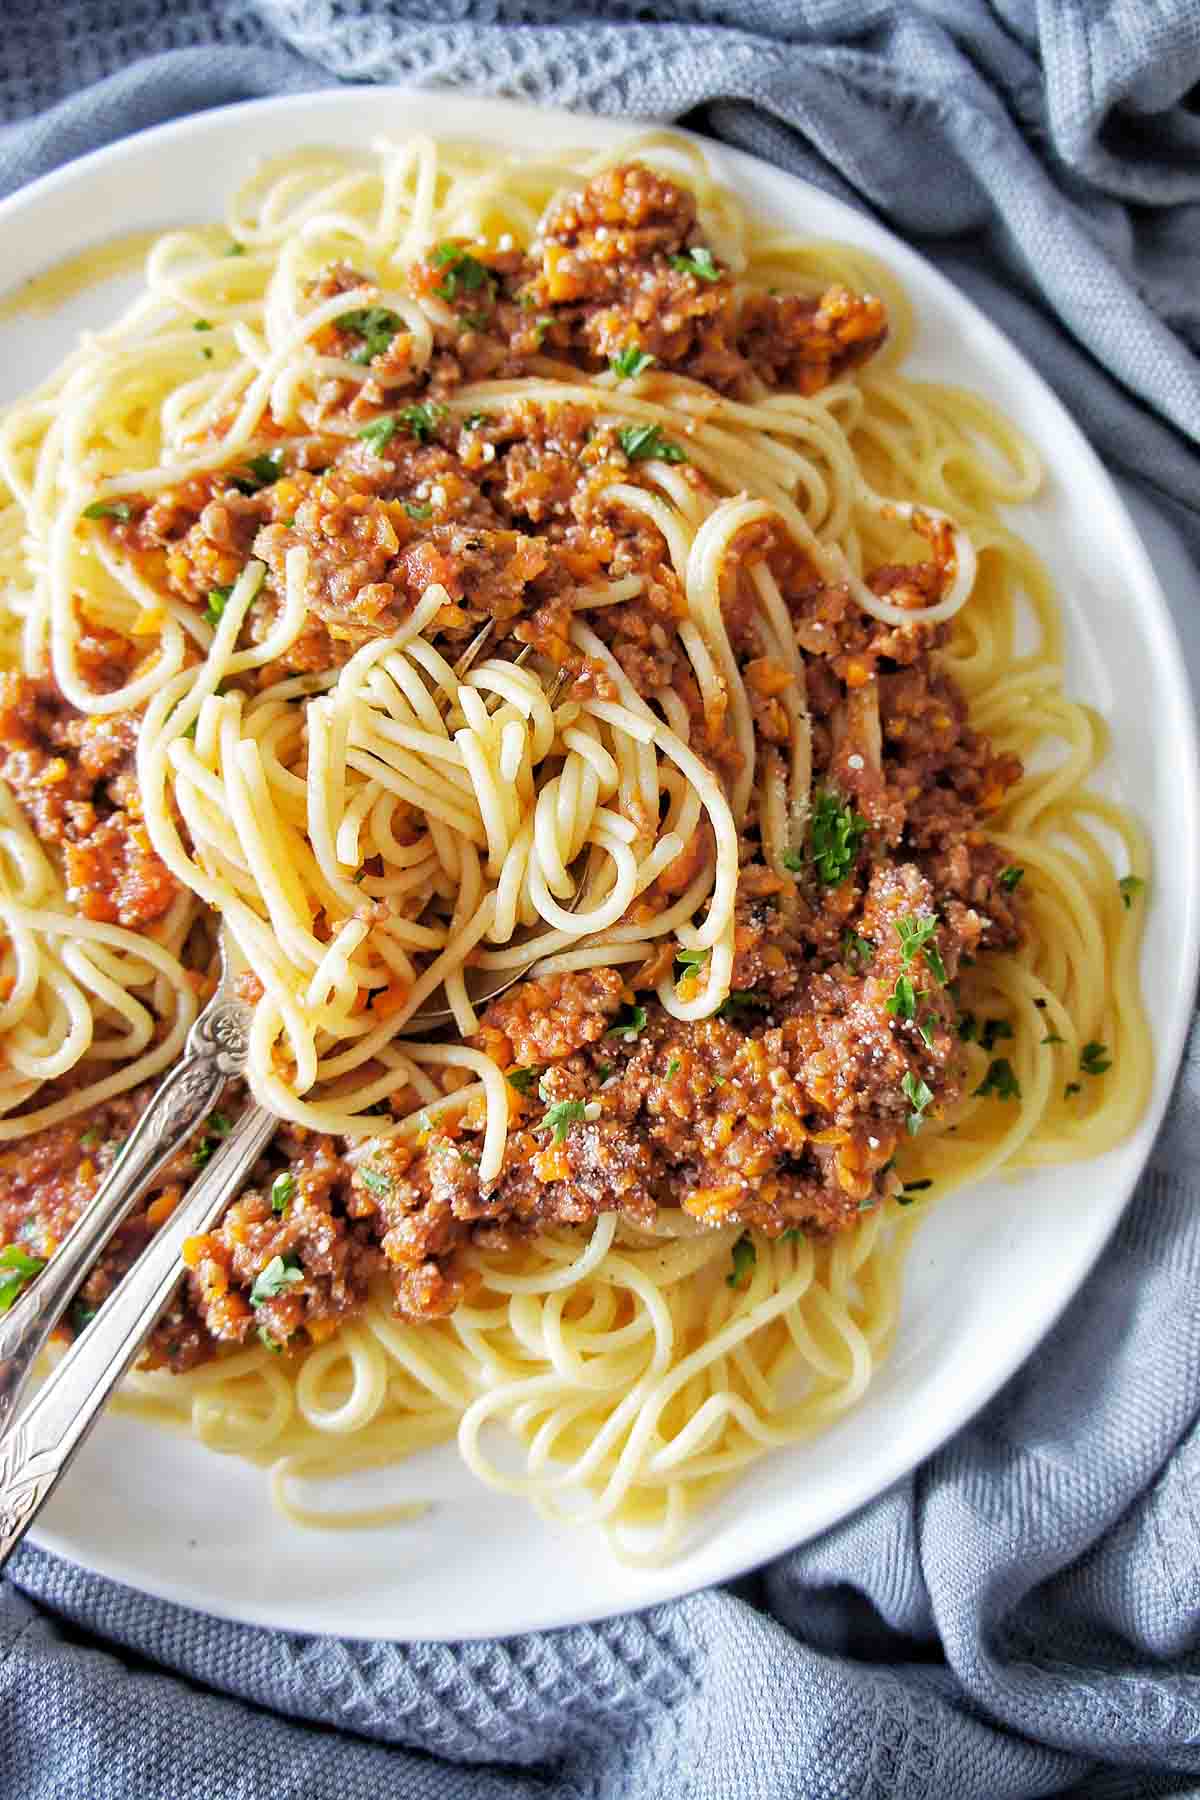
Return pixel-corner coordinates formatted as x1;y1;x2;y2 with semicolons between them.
0;162;1024;1367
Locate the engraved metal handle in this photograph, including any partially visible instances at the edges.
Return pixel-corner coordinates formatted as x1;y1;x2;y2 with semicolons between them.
0;1099;276;1568
0;982;254;1438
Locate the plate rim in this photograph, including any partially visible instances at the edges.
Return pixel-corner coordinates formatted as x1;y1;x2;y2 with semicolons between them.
4;84;1198;1640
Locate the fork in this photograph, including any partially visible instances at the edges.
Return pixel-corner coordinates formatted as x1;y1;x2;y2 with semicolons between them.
0;627;579;1562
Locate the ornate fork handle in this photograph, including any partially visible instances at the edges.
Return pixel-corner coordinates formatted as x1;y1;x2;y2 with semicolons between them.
0;992;253;1439
0;1098;277;1568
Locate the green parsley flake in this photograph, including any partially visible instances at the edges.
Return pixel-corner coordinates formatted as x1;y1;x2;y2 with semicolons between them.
718;990;769;1019
979;1017;1014;1054
957;1011;978;1043
998;866;1025;892
538;1098;588;1144
902;1070;933;1133
358;415;398;454
193;1111;233;1167
895;915;946;985
506;1066;545;1096
666;1057;681;1079
1065;1081;1082;1098
809;789;868;886
398;401;448;444
606;1004;647;1043
0;1244;46;1313
203;584;232;628
1118;875;1145;909
193;319;213;332
432;244;493;303
674;946;710;989
610;346;656;380
270;1172;295;1215
842;930;874;969
726;1234;756;1289
1041;1031;1065;1047
974;1058;1021;1101
463;411;489;429
82;500;132;522
257;1327;282;1354
669;247;721;282
79;1125;102;1151
403;501;433;521
71;1301;97;1333
234;450;284;493
249;1254;303;1307
885;975;923;1023
226;242;245;257
917;1015;938;1051
335;305;404;365
617;423;688;464
359;1167;393;1196
1080;1041;1111;1076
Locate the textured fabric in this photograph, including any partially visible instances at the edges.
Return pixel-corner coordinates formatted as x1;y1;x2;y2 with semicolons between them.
2;6;1200;1797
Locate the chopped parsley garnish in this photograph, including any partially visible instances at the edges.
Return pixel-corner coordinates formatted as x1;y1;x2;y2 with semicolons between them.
531;315;553;346
201;347;213;360
0;1244;46;1313
203;584;232;628
957;1011;978;1043
193;319;213;331
359;1167;393;1196
193;1111;233;1167
974;1058;1021;1101
403;501;433;521
460;311;491;332
842;930;874;969
617;423;688;464
669;247;721;282
809;789;868;886
538;1098;588;1143
250;1254;303;1307
463;411;488;429
432;244;494;303
885;976;923;1024
270;1172;295;1215
506;1066;545;1096
257;1327;282;1354
895;915;946;985
234;450;284;493
979;1017;1014;1054
226;242;245;257
71;1301;97;1333
398;400;448;443
998;866;1025;892
610;345;656;380
666;1057;681;1079
1080;1041;1111;1076
917;1015;938;1050
1065;1081;1082;1098
781;849;804;872
1118;876;1145;909
358;415;398;453
1042;1031;1065;1046
79;1125;102;1151
606;1004;647;1043
82;500;132;522
674;946;710;989
726;1234;756;1289
718;989;769;1018
902;1071;933;1133
335;305;404;365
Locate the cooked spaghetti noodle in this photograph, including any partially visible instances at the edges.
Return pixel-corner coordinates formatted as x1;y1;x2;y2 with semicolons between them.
0;132;1149;1558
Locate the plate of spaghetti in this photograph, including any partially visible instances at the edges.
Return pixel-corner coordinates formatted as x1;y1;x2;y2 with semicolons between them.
0;90;1195;1641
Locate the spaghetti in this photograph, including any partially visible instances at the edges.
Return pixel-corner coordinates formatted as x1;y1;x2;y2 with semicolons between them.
0;132;1149;1558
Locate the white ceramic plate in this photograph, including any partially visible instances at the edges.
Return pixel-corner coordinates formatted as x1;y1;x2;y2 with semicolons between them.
2;90;1196;1643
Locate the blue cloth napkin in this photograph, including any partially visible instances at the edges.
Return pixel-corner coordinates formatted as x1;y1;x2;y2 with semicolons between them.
3;7;1200;1797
